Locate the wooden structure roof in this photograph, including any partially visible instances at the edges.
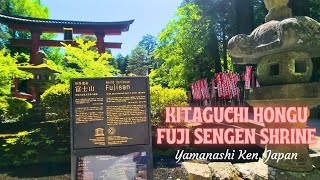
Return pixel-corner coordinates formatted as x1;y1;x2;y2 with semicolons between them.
0;13;134;35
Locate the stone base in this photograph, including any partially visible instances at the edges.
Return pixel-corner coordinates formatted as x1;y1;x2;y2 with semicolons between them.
234;160;268;180
268;166;320;180
182;162;212;180
248;83;320;108
234;160;320;180
182;160;320;180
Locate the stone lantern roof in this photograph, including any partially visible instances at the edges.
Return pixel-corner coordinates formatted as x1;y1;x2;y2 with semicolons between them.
228;17;320;64
228;0;320;64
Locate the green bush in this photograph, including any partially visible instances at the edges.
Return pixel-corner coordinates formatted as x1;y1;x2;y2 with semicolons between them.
41;84;70;120
0;119;70;167
0;96;32;122
150;85;187;126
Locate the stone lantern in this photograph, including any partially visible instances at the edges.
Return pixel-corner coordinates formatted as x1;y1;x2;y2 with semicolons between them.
18;51;59;102
228;0;320;178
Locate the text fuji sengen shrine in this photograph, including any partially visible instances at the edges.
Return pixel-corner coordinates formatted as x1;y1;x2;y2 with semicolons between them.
156;107;317;145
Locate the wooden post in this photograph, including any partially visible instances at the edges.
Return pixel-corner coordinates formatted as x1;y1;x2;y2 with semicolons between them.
95;32;105;54
30;30;41;64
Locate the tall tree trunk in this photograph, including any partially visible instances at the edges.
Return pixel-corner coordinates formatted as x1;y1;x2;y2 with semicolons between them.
222;21;228;71
231;0;254;73
212;26;222;73
289;0;310;16
232;0;254;34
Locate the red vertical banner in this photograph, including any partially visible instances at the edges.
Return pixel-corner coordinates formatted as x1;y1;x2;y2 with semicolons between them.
196;80;202;100
216;73;223;99
200;80;205;100
203;79;210;100
226;72;233;99
245;66;253;90
194;81;199;100
241;72;246;81
220;73;225;99
228;71;235;99
211;78;216;99
222;72;230;99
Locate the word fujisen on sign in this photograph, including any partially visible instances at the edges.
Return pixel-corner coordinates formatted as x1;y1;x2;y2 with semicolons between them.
165;107;308;123
156;106;317;145
105;80;131;91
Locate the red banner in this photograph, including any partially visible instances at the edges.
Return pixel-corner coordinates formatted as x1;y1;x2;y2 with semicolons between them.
200;80;205;100
211;78;216;99
216;73;223;99
245;66;253;90
222;72;231;99
203;79;210;100
194;81;200;100
228;71;236;99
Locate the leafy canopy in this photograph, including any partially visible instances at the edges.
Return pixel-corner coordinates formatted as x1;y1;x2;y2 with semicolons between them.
0;48;32;95
0;0;55;54
57;38;117;83
126;45;148;76
150;4;209;88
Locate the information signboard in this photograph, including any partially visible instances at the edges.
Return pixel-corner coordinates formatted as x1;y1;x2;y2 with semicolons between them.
70;77;152;180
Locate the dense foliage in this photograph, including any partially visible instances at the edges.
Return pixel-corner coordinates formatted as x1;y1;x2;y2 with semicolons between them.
41;84;70;120
57;38;117;83
41;39;117;119
0;96;32;122
0;48;32;95
148;0;320;88
0;119;69;166
0;48;32;122
0;0;55;56
126;45;148;76
150;85;187;126
150;4;212;88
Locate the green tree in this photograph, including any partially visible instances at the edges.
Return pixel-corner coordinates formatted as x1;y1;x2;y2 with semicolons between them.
77;34;97;42
231;0;254;34
150;4;211;88
0;48;31;95
126;45;148;76
57;38;117;83
138;34;157;55
0;0;50;38
106;49;118;70
0;0;55;60
46;47;64;65
138;34;159;70
116;54;129;74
